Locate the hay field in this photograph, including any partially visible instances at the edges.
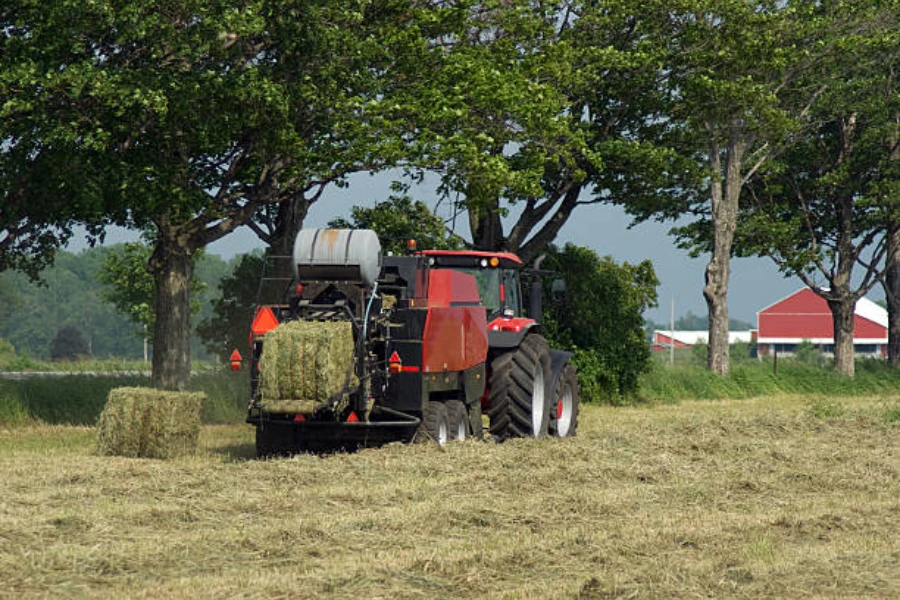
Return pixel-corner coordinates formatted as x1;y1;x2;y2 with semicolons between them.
0;395;897;599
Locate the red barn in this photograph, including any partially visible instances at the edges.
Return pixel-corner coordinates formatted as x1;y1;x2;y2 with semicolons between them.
756;288;888;358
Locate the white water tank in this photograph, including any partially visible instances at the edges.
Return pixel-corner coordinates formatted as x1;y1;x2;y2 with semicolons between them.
292;228;382;286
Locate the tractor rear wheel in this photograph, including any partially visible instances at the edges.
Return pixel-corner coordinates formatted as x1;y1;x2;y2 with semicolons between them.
488;333;552;440
446;399;469;441
550;364;579;438
419;400;450;446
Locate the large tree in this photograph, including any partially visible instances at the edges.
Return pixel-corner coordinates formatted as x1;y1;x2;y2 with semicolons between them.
737;6;900;376
659;1;838;376
372;1;598;264
2;1;423;389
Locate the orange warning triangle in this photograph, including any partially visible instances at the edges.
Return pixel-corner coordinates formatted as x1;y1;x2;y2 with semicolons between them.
251;306;279;335
347;411;359;423
388;351;401;363
229;349;242;362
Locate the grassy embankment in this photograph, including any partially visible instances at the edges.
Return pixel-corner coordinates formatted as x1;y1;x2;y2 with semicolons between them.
0;395;897;599
0;370;247;427
638;357;900;403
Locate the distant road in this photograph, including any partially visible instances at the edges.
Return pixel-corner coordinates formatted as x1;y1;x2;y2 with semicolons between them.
0;371;152;380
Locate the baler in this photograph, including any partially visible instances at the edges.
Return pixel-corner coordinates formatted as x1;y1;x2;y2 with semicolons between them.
246;228;579;455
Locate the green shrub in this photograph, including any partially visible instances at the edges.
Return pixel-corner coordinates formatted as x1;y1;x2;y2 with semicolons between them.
690;342;708;367
793;340;825;367
191;370;247;424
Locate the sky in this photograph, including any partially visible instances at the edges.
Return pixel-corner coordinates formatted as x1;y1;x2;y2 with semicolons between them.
68;171;842;327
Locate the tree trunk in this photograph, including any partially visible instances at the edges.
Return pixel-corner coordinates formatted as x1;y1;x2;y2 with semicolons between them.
470;207;504;252
270;197;310;282
828;297;855;378
703;127;744;376
148;233;194;391
886;223;900;367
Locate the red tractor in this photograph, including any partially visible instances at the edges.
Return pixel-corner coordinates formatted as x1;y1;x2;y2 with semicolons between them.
246;228;579;455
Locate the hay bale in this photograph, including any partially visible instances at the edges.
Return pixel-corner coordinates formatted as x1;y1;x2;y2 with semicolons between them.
97;387;204;459
258;320;357;408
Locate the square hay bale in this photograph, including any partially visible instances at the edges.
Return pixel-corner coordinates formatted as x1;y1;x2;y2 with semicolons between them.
97;387;204;459
257;320;357;407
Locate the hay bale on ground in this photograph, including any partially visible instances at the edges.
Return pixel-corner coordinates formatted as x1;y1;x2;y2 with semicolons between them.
258;320;357;409
97;387;204;459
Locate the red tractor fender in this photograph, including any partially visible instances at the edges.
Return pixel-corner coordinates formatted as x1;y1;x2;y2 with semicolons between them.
486;316;538;349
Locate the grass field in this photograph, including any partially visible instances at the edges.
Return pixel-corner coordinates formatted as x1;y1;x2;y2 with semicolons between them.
1;395;897;599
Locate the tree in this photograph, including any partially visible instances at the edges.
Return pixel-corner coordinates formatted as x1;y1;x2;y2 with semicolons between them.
376;2;598;264
97;244;156;341
2;1;428;389
328;195;464;255
651;1;849;377
735;4;900;376
0;248;153;359
49;326;90;361
98;242;208;362
196;252;265;363
541;244;658;401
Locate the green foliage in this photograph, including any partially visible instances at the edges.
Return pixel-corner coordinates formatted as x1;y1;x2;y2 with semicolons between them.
729;341;756;365
793;341;826;367
49;326;90;361
542;243;659;401
0;338;15;362
691;342;709;367
197;252;264;362
2;0;443;387
328;195;464;255
0;248;140;359
97;243;156;334
0;247;225;361
97;242;208;339
880;399;900;425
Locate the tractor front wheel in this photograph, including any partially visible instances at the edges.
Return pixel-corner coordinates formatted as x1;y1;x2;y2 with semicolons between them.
487;333;552;440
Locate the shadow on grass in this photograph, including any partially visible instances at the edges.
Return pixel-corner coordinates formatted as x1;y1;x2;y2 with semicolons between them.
210;442;257;462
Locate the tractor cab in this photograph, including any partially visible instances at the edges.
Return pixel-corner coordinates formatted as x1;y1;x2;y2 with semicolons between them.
417;250;538;347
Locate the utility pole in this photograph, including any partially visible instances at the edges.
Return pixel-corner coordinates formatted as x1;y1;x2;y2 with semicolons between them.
669;296;675;366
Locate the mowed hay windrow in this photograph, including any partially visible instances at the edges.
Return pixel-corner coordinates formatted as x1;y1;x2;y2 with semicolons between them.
97;387;203;459
257;320;356;410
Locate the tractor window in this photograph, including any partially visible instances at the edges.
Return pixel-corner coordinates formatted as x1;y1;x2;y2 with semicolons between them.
455;268;501;315
503;269;522;316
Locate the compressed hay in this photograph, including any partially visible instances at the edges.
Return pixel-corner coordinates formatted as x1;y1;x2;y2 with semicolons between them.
257;320;357;409
97;387;203;459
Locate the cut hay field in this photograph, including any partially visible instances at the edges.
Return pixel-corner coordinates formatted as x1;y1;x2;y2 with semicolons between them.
1;395;898;599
